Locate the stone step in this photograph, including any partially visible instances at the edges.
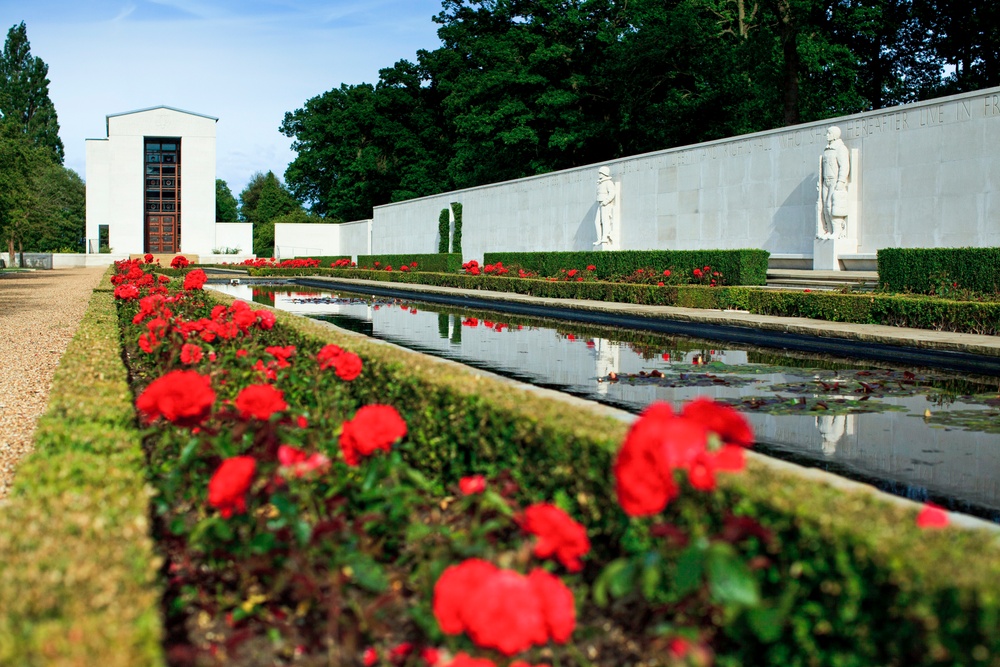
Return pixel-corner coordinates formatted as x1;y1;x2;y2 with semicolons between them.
765;269;878;292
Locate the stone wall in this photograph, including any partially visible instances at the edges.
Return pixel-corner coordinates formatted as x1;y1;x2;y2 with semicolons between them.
326;87;998;269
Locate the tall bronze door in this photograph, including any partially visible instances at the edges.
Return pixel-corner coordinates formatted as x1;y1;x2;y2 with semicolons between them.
144;139;181;253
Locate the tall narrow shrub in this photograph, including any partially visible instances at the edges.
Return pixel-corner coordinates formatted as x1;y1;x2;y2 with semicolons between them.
451;202;463;256
437;208;450;253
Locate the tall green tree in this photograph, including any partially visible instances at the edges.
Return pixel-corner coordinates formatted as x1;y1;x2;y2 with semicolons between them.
282;59;449;222
23;159;85;252
913;0;999;92
216;179;239;222
0;22;64;162
239;171;301;255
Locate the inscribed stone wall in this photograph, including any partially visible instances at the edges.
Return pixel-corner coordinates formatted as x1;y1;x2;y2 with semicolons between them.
367;87;999;264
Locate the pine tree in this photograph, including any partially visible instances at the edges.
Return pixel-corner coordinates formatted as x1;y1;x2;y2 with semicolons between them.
0;22;64;163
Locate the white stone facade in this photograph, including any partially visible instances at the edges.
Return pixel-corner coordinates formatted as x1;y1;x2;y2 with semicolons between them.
290;87;998;271
86;106;219;256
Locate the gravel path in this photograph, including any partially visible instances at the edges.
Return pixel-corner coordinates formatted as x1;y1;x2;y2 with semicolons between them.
0;267;107;498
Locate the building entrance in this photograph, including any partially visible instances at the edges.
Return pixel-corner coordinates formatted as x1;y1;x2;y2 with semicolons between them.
144;138;181;253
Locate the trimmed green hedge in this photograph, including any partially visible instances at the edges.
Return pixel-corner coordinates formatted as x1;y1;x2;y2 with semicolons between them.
878;247;1000;294
438;209;450;254
718;287;1000;336
451;202;463;256
200;288;1000;667
483;249;770;285
246;268;1000;336
357;253;463;272
0;270;164;666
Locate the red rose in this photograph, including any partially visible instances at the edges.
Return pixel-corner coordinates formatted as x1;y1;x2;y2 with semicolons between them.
265;345;296;368
613;402;679;516
114;284;140;300
136;370;215;426
459;475;487;495
586;264;596;271
917;503;949;528
180;343;204;365
433;559;498;634
363;648;378;667
235;384;287;420
462;570;548;655
680;397;753;448
316;344;363;381
208;456;255;518
183;268;207;290
527;568;576;643
170;255;189;269
522;503;590;572
277;444;330;479
143;253;154;263
248;308;272;329
339;404;406;465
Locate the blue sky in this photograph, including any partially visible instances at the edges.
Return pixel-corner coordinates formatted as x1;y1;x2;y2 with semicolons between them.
1;0;446;197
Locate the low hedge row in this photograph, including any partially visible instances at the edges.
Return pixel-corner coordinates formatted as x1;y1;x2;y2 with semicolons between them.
357;253;463;273
293;255;352;265
483;249;770;285
245;268;1000;336
201;288;1000;666
878;247;1000;294
0;269;164;666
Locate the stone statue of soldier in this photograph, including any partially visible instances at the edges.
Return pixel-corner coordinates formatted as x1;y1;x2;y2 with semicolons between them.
818;126;850;240
594;166;616;247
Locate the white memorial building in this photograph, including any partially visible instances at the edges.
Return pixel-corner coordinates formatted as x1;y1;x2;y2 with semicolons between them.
85;106;251;257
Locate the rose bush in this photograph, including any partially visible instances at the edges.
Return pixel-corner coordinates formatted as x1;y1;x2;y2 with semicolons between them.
111;257;776;665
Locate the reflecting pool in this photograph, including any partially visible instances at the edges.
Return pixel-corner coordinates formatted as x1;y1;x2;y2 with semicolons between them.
213;283;1000;521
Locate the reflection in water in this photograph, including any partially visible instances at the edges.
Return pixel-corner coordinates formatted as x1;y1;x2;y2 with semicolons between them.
816;415;853;456
211;284;1000;521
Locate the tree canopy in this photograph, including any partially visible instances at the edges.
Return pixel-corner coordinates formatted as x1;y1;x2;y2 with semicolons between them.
238;171;303;256
0;23;80;262
0;22;64;163
282;0;987;223
216;179;239;222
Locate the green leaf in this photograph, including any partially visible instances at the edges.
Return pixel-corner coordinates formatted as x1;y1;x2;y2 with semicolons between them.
271;493;297;519
641;553;663;600
480;489;515;517
210;517;234;542
403;466;434;491
344;553;389;593
594;557;630;606
249;531;277;555
178;438;200;466
706;543;760;608
293;519;312;547
675;545;706;597
746;605;786;643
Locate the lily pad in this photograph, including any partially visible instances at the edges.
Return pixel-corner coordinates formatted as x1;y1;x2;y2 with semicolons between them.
914;409;1000;434
717;395;907;416
606;370;761;388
